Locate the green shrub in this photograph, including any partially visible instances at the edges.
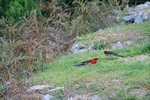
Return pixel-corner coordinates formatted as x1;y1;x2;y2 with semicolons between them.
92;40;106;50
1;0;37;20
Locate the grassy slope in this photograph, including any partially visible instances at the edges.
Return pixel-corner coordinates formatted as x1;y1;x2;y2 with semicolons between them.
33;22;150;99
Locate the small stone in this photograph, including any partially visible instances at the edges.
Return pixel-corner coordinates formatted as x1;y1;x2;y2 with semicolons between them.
68;97;73;100
26;85;52;93
97;29;104;33
123;41;134;46
112;42;123;49
43;94;54;100
92;95;100;100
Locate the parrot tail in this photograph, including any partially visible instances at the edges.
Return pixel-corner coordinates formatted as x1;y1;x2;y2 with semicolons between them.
116;54;124;57
74;63;85;66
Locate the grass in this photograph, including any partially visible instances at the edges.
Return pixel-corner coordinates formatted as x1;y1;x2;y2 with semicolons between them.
32;40;150;99
32;21;150;99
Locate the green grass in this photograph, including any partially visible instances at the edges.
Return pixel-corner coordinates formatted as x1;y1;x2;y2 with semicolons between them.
32;41;150;99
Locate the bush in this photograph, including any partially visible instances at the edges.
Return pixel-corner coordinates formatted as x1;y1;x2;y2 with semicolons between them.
92;40;106;50
1;0;37;20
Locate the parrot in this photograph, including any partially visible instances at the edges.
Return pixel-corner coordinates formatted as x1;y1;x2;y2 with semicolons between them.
104;51;124;57
74;58;99;66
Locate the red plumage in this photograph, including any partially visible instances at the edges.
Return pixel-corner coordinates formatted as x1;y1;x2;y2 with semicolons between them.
74;58;99;66
104;51;124;57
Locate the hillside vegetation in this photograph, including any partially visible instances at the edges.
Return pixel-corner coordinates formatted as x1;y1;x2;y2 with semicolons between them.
33;21;150;99
0;0;150;99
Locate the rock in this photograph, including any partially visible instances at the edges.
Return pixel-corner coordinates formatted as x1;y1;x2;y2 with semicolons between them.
71;42;86;53
73;49;88;53
134;12;143;24
47;87;64;93
142;12;149;21
68;97;73;100
136;3;149;10
43;94;54;100
92;95;101;100
26;85;52;93
145;1;150;5
123;41;134;46
97;29;104;33
112;42;123;49
123;14;137;22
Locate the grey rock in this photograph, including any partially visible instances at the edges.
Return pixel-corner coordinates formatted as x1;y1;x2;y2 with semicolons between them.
136;3;149;10
134;12;143;24
112;42;123;49
123;41;134;46
123;14;137;22
145;1;150;5
71;43;85;50
71;42;86;53
97;29;104;33
74;49;87;53
68;97;73;100
26;85;53;93
142;12;149;21
43;94;54;100
92;95;100;100
47;87;64;93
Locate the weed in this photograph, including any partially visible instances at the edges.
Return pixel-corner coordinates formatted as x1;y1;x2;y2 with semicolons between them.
92;40;106;50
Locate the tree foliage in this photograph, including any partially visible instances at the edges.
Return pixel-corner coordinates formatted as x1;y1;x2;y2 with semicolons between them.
0;0;37;20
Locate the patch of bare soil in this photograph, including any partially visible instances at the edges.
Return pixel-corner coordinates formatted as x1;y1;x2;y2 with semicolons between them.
72;95;93;100
84;29;148;48
117;55;149;62
130;88;149;97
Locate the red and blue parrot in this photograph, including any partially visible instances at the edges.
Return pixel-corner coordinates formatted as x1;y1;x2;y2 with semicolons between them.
104;51;124;57
74;58;99;66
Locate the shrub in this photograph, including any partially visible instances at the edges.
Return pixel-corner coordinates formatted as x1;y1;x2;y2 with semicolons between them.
92;40;106;50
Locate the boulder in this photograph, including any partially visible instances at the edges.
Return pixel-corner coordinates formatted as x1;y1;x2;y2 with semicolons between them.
136;3;149;10
71;42;86;53
142;12;149;21
134;12;143;24
68;97;73;100
43;94;54;100
145;1;150;5
123;14;137;22
112;42;123;49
